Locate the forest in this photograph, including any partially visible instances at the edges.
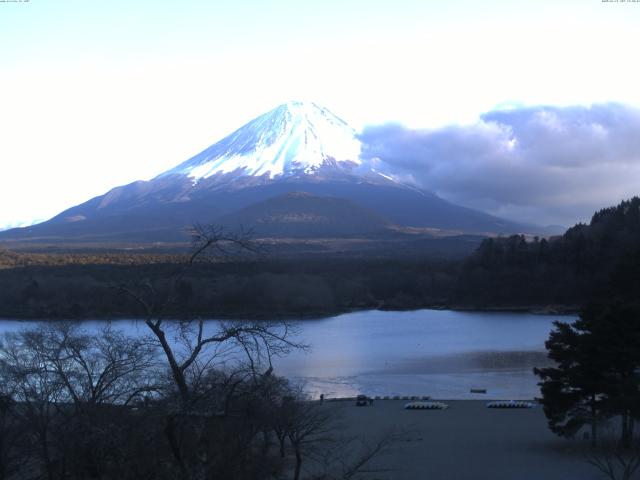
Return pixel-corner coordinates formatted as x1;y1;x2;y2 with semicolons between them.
456;197;640;308
1;197;640;319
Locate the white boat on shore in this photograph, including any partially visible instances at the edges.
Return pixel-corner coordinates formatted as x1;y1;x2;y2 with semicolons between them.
405;401;449;410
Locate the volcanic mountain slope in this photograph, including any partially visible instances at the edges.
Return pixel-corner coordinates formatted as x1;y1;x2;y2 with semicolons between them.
0;101;539;243
217;191;394;238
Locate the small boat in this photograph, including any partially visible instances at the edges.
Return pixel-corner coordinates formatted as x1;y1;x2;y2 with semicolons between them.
405;401;448;410
470;388;487;394
486;400;535;409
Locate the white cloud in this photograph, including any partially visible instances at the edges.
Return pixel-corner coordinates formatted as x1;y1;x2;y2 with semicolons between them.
359;104;640;226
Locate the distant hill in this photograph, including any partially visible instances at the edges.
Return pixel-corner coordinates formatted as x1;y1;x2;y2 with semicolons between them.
217;191;393;238
456;197;640;307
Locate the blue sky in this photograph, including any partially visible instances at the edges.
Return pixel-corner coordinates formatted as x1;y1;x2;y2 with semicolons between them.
1;0;640;227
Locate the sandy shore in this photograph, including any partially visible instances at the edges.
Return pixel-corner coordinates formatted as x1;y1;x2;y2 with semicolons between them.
319;400;600;480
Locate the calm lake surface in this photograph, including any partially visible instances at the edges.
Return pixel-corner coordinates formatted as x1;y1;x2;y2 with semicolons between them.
0;309;574;400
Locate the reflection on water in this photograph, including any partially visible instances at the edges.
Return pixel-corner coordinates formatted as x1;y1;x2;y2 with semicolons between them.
294;371;547;400
0;309;573;400
274;309;571;399
286;350;556;399
381;350;554;375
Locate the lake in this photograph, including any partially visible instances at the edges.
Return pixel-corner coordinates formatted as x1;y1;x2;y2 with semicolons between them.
0;309;573;400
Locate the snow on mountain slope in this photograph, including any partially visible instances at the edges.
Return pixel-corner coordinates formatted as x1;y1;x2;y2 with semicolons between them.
159;101;363;181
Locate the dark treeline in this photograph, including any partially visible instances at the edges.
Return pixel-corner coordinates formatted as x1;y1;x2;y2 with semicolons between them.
3;197;640;319
0;257;458;320
455;197;640;308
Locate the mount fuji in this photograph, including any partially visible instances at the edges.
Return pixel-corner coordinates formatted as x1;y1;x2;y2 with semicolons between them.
160;101;365;180
0;101;537;244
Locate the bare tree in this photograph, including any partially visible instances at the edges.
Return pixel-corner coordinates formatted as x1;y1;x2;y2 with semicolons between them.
27;323;160;408
115;225;308;480
312;432;401;480
273;392;400;480
0;330;67;480
0;323;162;480
286;400;335;480
0;392;19;480
118;224;304;406
585;425;640;480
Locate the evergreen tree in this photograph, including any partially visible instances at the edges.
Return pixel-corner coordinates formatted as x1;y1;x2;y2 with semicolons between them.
535;300;640;446
534;317;608;446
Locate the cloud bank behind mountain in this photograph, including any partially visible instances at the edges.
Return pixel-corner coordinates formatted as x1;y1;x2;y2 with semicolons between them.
359;103;640;227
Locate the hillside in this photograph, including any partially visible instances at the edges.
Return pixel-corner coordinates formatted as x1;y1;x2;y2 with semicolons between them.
455;197;640;307
216;191;393;237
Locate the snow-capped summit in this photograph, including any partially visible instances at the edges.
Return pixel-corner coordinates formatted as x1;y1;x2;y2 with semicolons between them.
159;101;363;181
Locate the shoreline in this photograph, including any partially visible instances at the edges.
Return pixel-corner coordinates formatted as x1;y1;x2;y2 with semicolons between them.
0;304;579;322
322;396;539;402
